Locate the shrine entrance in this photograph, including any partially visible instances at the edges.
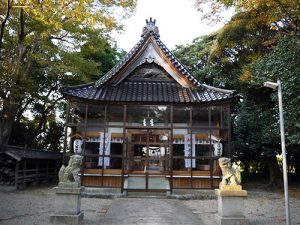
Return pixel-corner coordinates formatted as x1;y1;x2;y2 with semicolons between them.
123;128;171;191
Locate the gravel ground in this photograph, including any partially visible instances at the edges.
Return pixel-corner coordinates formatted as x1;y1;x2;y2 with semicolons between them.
0;184;113;225
0;183;299;225
183;189;300;225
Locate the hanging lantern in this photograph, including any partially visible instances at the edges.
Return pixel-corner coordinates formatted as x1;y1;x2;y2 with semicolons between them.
213;142;223;157
74;139;83;154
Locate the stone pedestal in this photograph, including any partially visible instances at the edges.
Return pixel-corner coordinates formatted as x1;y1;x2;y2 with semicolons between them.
50;185;84;225
215;185;248;225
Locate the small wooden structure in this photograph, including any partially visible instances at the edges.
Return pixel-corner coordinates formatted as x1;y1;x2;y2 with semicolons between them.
0;145;62;189
60;18;237;193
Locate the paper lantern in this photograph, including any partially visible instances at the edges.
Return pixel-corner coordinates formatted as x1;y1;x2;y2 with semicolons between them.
74;139;83;154
213;142;223;156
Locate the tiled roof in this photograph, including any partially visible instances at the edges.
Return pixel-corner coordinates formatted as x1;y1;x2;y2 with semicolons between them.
61;18;236;104
61;81;233;103
153;35;201;87
93;36;146;87
94;18;200;88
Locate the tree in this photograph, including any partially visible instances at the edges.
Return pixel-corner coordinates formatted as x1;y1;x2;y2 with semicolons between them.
173;34;224;85
195;0;300;35
174;1;300;186
249;36;300;180
232;86;284;187
192;0;300;186
62;30;125;85
8;30;123;151
0;0;136;147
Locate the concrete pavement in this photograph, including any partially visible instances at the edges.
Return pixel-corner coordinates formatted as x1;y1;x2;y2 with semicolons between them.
99;198;203;225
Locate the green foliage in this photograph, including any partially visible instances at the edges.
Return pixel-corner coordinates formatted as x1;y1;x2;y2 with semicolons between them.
173;34;226;86
178;1;300;182
8;118;36;148
62;30;123;85
42;119;64;152
249;36;300;146
0;0;136;149
233;88;280;161
210;11;277;86
195;0;300;34
174;34;217;68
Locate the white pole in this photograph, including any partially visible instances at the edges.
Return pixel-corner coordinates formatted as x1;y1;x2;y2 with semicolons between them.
277;80;291;225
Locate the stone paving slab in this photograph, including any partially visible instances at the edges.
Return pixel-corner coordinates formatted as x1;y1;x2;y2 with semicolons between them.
99;198;203;225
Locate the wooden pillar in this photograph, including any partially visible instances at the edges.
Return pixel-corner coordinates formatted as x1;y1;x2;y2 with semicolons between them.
101;104;107;187
209;106;213;188
54;161;58;180
145;128;149;190
22;160;26;188
46;161;49;182
170;105;174;193
121;105;126;193
63;102;70;165
81;103;89;186
228;105;232;157
15;162;19;189
35;160;39;183
189;107;193;188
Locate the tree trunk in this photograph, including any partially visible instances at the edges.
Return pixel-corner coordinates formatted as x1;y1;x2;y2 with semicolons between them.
0;0;12;59
0;9;27;146
0;97;21;145
266;155;283;188
243;160;249;175
294;152;300;181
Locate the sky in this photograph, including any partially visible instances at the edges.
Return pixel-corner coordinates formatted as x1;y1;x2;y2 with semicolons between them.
113;0;233;51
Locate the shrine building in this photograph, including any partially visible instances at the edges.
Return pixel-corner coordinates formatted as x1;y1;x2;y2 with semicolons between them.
60;18;236;193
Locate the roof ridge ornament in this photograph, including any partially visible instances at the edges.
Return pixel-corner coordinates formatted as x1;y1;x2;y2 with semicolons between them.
142;17;160;37
138;53;160;66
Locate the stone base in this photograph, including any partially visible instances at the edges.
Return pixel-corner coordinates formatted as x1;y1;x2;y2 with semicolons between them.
219;184;242;191
215;213;248;225
50;186;84;224
54;186;84;215
50;212;84;225
215;188;248;225
215;188;247;197
58;182;80;188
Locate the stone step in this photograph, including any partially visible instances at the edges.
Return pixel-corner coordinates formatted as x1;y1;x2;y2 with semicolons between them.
82;187;124;199
126;191;169;198
123;176;171;197
82;187;216;199
125;177;170;190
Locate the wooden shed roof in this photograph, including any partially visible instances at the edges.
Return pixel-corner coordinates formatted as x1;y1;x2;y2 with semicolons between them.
0;145;62;161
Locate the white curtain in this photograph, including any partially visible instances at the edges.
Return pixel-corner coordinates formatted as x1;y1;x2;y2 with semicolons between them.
98;132;111;168
184;134;195;168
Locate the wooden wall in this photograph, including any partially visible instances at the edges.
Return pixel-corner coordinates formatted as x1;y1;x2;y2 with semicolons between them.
82;169;122;187
13;159;59;189
172;177;220;189
82;169;221;189
82;176;122;187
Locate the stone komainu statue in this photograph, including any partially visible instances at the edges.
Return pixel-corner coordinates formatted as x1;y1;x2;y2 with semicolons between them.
58;155;83;186
218;157;241;186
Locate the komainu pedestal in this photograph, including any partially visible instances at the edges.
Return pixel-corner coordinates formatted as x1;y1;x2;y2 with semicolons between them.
50;155;84;225
50;185;84;225
215;158;248;225
215;185;248;225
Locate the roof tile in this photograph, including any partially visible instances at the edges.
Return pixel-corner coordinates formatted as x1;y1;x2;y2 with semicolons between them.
62;81;233;103
61;19;235;104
